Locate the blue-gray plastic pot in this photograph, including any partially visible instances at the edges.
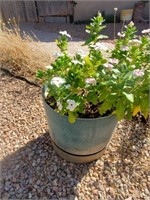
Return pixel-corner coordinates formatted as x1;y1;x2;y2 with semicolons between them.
42;89;118;163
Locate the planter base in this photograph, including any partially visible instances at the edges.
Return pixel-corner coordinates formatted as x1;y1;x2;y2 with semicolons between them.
52;141;106;163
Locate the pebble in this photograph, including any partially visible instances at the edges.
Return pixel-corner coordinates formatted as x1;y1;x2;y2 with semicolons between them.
52;186;59;192
36;180;41;185
46;188;51;194
15;183;20;191
28;193;32;198
16;193;23;199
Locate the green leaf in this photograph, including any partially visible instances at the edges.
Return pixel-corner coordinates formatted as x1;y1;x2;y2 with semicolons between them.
126;106;132;120
141;96;149;118
99;92;108;102
86;25;92;30
68;111;76;123
85;56;93;67
112;69;120;74
123;71;133;79
36;70;45;78
116;100;125;120
123;92;134;102
55;39;59;44
87;93;98;105
99;101;112;115
83;37;94;46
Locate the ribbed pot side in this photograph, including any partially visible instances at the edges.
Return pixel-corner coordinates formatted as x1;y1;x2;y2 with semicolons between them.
42;89;118;163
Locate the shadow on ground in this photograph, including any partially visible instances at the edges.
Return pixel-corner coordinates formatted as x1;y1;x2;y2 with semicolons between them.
1;131;91;199
20;22;149;43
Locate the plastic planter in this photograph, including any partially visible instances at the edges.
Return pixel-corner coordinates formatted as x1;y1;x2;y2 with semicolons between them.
42;88;118;163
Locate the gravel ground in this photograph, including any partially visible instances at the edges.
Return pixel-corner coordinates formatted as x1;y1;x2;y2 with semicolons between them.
0;70;150;199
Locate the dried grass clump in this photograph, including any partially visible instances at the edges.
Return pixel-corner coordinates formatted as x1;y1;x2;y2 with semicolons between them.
0;18;52;81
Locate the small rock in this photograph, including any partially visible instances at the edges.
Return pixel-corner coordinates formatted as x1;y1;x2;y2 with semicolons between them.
46;188;51;194
15;183;20;190
12;177;17;183
28;193;32;198
4;186;9;192
53;179;58;186
52;186;59;192
36;180;41;185
16;193;23;199
29;178;33;184
37;158;41;164
32;162;36;167
5;181;11;187
18;187;24;193
29;151;34;157
53;166;57;172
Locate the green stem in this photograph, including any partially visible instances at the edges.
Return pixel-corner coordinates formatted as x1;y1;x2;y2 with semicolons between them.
114;10;116;40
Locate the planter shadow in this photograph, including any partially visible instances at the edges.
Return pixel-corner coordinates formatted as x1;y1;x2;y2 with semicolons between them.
1;131;94;199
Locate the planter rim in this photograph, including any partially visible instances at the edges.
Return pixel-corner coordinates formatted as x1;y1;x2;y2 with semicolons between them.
42;87;116;121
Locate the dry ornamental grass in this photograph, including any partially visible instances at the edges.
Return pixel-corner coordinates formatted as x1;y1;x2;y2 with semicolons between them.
0;18;51;82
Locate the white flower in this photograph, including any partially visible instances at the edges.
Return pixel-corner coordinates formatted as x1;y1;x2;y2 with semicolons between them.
129;39;142;46
120;46;129;51
76;50;86;58
91;43;108;51
117;32;125;37
45;65;53;70
71;60;83;65
142;29;150;34
53;52;64;58
114;8;118;11
59;31;71;38
104;63;114;70
66;99;77;111
85;78;96;86
109;58;119;64
44;87;49;98
51;77;66;87
57;101;62;111
133;69;144;77
128;21;134;27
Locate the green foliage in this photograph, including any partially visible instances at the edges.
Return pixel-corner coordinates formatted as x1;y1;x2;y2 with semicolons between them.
37;13;150;123
84;13;108;45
